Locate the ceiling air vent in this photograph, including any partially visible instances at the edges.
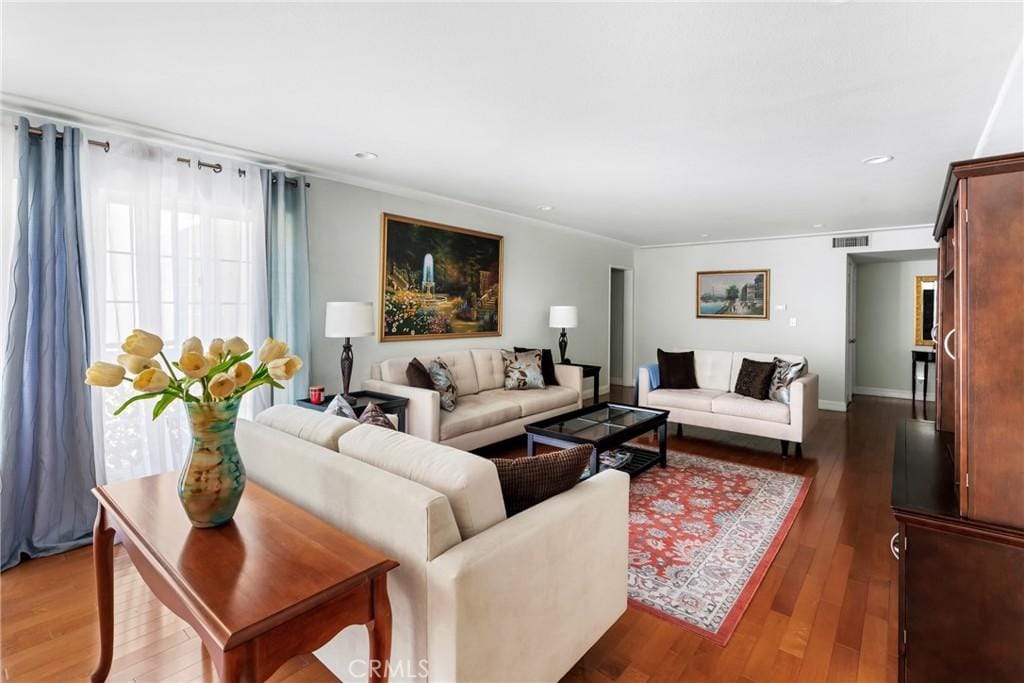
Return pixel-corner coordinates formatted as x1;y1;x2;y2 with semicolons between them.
832;235;870;248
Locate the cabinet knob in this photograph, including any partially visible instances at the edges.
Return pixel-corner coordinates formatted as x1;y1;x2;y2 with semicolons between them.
890;533;900;560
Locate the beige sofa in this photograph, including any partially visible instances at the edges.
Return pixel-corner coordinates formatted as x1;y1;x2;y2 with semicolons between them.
637;350;818;457
238;405;628;683
364;349;584;450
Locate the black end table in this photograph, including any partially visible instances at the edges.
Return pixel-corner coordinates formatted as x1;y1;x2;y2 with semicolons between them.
911;350;936;415
525;402;668;479
559;362;602;405
296;390;409;432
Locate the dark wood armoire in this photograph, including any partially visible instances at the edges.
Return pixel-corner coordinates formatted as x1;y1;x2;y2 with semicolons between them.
891;152;1024;683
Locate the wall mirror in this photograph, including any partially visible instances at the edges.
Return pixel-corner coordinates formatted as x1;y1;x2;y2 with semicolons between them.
915;275;937;346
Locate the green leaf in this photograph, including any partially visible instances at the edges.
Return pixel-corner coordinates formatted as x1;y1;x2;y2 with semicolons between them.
152;393;177;420
209;350;253;376
113;391;169;416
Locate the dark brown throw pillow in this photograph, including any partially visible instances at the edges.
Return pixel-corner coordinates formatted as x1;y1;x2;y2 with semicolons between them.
406;358;434;390
657;349;699;389
492;444;592;516
358;402;395;430
514;347;559;386
734;358;775;400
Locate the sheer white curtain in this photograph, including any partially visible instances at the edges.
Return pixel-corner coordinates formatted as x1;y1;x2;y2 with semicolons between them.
81;137;269;484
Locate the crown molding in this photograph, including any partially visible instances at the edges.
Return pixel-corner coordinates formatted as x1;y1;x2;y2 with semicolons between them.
638;222;934;249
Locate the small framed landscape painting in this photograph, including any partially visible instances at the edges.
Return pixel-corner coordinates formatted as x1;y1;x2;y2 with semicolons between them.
696;269;770;319
379;213;503;341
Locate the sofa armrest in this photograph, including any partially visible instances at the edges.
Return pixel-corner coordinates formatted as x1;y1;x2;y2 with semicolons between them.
789;373;819;442
362;379;441;442
553;363;584;402
426;469;629;682
637;365;653;406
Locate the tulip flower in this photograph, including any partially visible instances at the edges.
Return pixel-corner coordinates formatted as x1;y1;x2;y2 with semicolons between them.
121;329;164;358
179;351;212;379
208;373;236;399
180;336;203;355
258;337;289;364
208;338;224;358
224;336;249;357
85;361;126;387
228;361;253;385
268;355;303;381
133;367;171;392
117;353;157;374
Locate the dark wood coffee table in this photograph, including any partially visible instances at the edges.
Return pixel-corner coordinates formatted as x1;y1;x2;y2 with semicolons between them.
91;472;398;683
525;402;669;478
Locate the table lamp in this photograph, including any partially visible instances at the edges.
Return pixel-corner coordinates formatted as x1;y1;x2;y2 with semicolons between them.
325;301;375;404
549;305;578;364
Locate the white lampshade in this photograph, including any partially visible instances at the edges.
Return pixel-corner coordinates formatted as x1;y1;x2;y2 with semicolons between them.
325;301;375;338
549;305;578;329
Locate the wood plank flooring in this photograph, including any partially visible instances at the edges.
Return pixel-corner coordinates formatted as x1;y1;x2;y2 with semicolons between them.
1;391;918;682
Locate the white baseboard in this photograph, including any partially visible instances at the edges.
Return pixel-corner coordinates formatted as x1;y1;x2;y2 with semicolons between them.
610;376;624;386
819;400;848;412
854;386;936;402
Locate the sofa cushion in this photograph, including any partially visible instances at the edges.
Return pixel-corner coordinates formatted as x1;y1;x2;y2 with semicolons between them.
734;358;775;400
491;444;592;516
432;351;480;396
471;348;505;392
438;394;522;441
502;349;546;390
693;350;734;391
711;393;791;424
479;386;578;417
406;358;434;390
657;349;698;389
647;388;725;412
337;423;507;539
514;347;559;386
729;352;805;393
255;405;359;451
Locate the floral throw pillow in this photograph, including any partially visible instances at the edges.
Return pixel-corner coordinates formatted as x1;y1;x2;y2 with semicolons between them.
502;349;546;390
769;357;808;405
428;358;458;412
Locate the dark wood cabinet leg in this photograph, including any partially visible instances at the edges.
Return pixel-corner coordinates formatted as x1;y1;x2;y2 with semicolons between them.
91;505;116;683
658;423;667;467
676;423;683;437
780;440;790;458
368;575;392;683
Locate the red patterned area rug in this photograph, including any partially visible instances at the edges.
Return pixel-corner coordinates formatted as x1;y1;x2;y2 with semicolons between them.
627;451;811;646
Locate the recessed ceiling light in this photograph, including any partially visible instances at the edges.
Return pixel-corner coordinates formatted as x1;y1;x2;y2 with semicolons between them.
538;205;554;212
813;223;825;229
700;233;709;238
862;155;894;165
354;152;378;160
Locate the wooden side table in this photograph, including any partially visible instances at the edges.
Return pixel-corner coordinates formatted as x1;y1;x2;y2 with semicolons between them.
911;349;937;412
91;472;398;683
559;362;602;405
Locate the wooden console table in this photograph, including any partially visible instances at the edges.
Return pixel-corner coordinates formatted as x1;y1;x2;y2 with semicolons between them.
91;472;398;683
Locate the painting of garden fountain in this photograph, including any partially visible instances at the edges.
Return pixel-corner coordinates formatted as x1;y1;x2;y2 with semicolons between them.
381;215;502;339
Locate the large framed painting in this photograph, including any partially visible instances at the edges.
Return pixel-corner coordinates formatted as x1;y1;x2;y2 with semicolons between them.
379;213;503;341
696;269;770;319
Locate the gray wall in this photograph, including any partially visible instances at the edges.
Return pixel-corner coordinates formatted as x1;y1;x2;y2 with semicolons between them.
855;259;937;396
305;179;634;395
634;227;936;409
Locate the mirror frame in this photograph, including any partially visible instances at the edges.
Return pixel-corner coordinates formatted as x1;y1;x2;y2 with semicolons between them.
915;275;938;347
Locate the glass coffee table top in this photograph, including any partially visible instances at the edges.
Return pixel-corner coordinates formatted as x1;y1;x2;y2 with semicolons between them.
528;404;665;442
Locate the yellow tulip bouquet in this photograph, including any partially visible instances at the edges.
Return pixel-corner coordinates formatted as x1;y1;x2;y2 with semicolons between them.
85;330;303;527
85;330;302;419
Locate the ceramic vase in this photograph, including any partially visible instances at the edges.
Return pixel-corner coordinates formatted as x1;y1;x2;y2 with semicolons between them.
177;396;246;528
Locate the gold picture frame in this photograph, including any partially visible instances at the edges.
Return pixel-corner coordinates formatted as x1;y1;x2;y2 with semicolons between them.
914;275;937;347
379;213;503;342
696;269;771;319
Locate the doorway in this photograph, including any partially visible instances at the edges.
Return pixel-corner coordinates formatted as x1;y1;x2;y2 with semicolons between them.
608;266;634;390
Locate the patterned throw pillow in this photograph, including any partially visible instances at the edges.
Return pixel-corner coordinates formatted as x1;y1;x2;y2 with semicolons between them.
501;349;546;390
769;357;808;405
491;444;592;515
358;402;395;430
513;347;559;386
324;394;357;419
734;358;775;400
428;358;458;412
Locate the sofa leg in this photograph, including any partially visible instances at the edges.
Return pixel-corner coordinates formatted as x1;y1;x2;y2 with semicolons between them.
780;440;790;458
795;442;803;458
675;423;683;437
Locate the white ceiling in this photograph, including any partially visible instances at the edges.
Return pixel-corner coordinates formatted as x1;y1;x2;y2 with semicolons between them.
2;2;1022;246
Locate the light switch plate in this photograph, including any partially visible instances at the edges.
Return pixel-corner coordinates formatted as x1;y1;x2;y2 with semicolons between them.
789;317;797;327
775;304;787;311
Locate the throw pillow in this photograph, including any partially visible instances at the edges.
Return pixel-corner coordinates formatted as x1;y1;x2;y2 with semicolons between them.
358;402;395;430
491;444;592;516
324;394;357;420
734;358;775;400
428;358;458;412
406;358;434;390
769;357;808;405
502;349;546;390
657;349;699;389
513;347;559;386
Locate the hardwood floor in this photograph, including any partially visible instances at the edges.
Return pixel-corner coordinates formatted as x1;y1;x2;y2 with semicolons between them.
1;391;919;682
